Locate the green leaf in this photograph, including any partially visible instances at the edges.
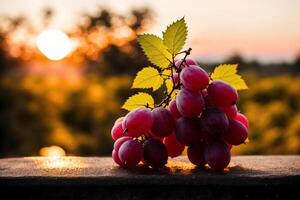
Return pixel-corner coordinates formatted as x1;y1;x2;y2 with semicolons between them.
137;34;172;68
163;17;187;55
122;92;154;111
165;79;178;100
132;67;164;91
211;64;248;90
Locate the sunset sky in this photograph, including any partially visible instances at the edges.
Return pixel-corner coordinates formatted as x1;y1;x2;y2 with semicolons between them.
1;0;300;63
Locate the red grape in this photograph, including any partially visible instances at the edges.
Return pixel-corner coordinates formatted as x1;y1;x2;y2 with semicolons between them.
143;138;168;169
176;88;205;118
205;141;231;170
234;113;249;128
122;107;153;137
200;107;229;140
151;107;175;137
207;80;238;108
168;99;182;119
221;105;238;120
163;133;185;158
224;119;248;145
170;73;179;85
114;117;124;125
180;65;209;91
144;131;154;138
201;89;208;97
114;136;132;152
175;117;202;146
118;139;143;168
111;121;124;140
112;149;124;167
144;132;164;142
175;59;197;69
187;145;206;166
227;143;232;149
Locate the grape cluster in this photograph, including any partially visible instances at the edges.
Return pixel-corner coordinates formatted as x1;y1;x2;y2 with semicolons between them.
111;59;249;170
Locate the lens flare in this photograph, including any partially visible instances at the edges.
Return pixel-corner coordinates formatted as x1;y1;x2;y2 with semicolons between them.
39;145;66;157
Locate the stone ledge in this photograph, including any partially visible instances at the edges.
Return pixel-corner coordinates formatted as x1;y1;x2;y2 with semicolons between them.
0;156;299;199
0;155;299;186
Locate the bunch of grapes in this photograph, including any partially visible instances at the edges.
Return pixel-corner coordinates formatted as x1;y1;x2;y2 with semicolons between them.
111;56;249;170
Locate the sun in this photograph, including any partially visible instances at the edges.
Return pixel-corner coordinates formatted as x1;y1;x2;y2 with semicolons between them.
36;29;72;61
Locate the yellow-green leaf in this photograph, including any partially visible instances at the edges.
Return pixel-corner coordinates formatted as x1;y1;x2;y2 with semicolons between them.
122;92;154;111
163;17;187;55
211;64;248;90
165;79;178;100
162;69;172;77
137;34;172;68
132;67;164;91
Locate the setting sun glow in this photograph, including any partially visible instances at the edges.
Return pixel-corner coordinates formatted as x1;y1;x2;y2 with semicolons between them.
36;29;72;60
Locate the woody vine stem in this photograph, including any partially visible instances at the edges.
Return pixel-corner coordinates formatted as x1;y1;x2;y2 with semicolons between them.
156;47;192;108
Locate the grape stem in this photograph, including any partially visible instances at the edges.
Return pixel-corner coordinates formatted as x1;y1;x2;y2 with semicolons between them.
156;48;192;108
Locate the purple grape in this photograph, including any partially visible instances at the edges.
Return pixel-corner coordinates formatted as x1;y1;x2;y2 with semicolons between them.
122;107;153;137
205;141;231;170
207;80;238;108
234;113;249;128
180;65;209;91
201;89;208;97
114;117;124;125
118;140;143;168
111;121;124;140
168;99;182;119
176;88;205;118
143;138;168;169
151;107;175;137
163;133;185;158
175;117;202;146
224;119;248;145
200;107;229;141
187;145;206;166
112;149;124;167
221;105;238;120
170;73;179;85
144;130;154;138
114;136;132;152
175;59;197;69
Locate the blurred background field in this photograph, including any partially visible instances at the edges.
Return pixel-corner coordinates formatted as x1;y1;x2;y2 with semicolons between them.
0;0;299;157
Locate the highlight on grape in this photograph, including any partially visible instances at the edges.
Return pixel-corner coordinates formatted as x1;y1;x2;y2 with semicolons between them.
111;18;249;170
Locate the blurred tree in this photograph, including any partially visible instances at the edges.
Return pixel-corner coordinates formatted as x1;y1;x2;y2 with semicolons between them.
225;54;244;65
71;7;152;76
0;21;20;76
0;7;153;156
293;54;300;72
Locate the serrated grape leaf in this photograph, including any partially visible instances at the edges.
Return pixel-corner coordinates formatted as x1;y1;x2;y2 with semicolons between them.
211;64;248;90
122;92;154;111
163;17;187;55
162;69;172;77
165;79;178;100
132;67;164;91
137;34;172;68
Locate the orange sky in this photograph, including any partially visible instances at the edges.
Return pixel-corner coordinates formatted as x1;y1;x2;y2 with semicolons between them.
1;0;300;63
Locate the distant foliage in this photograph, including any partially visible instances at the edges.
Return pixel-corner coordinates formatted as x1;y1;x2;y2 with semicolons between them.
233;75;300;155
